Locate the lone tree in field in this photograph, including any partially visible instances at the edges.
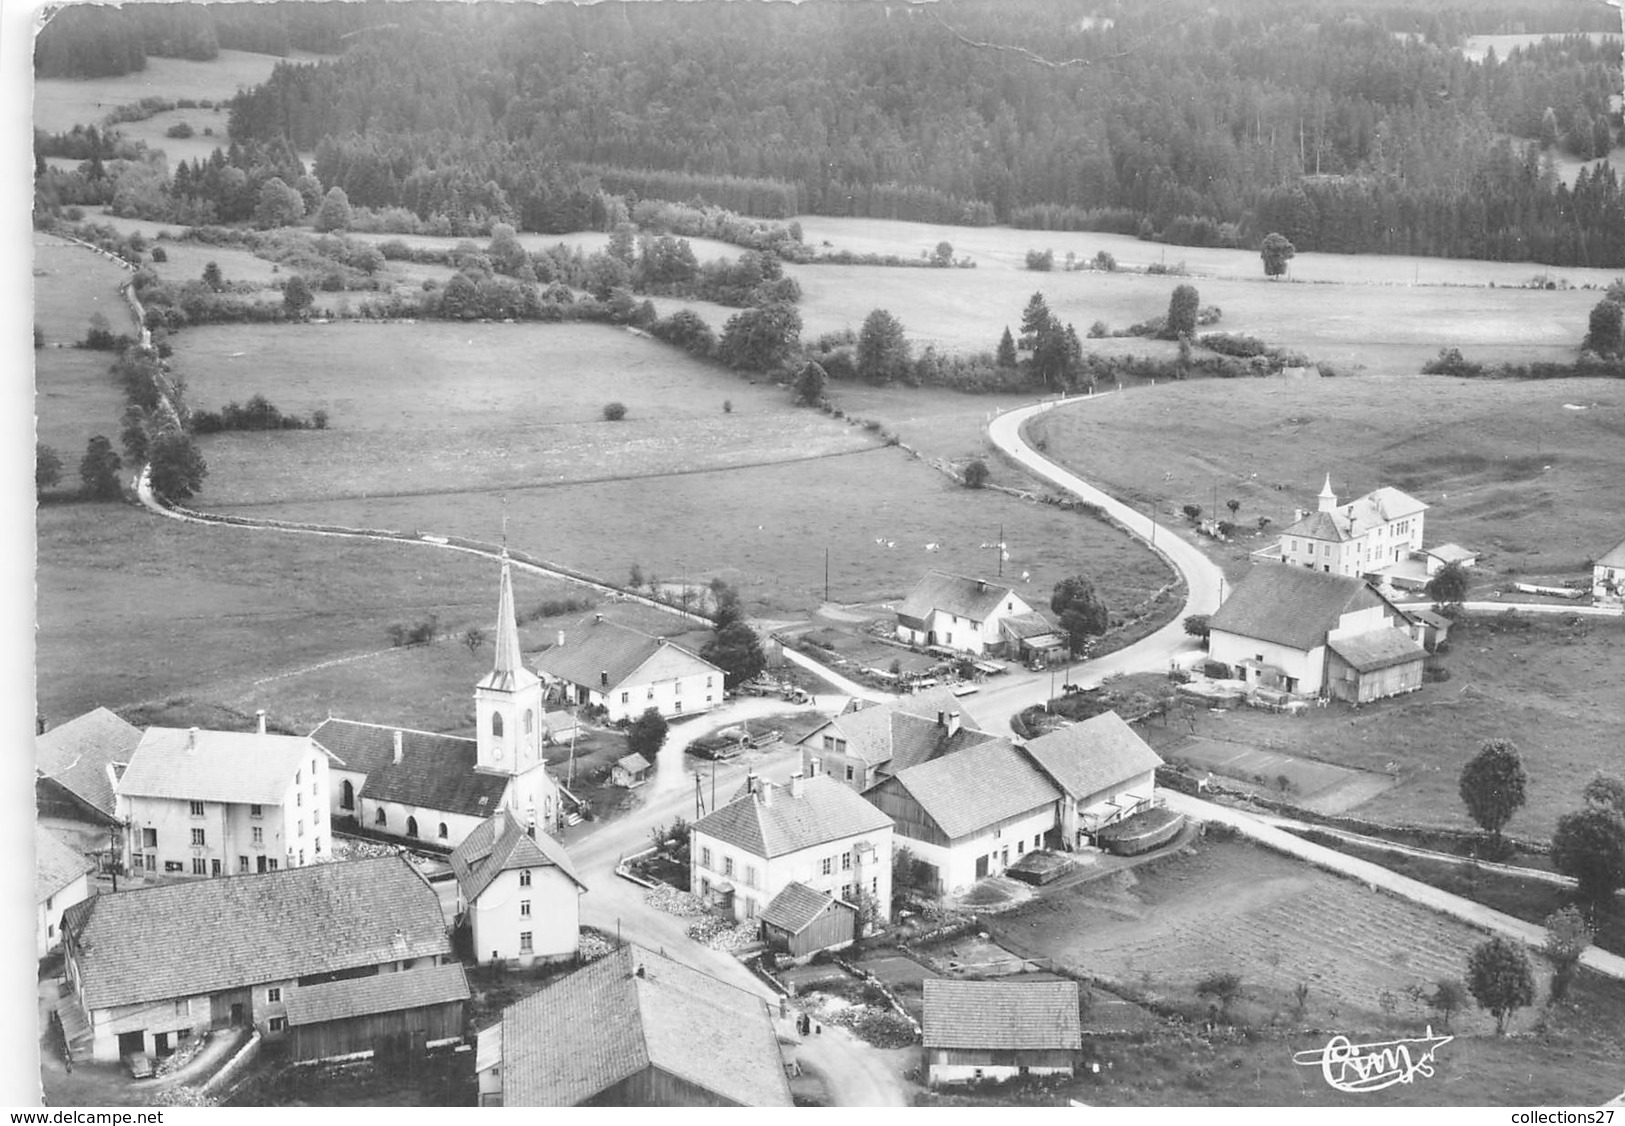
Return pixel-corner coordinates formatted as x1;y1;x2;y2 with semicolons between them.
202;260;224;292
1544;907;1593;1002
1164;284;1200;339
793;361;827;406
627;707;669;763
1458;739;1527;851
283;274;314;316
1426;559;1470;606
35;443;63;495
1226;498;1241;518
1428;978;1469;1029
78;435;122;500
1582;298;1623;356
1260;232;1296;278
1196;971;1243;1022
1051;575;1109;657
602;401;627;421
963;458;990;488
1551;804;1625;906
1466;936;1535;1035
856;308;912;384
462;626;487;657
1183;613;1211;644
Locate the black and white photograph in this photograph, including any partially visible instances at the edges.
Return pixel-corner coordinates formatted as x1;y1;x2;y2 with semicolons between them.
16;0;1625;1110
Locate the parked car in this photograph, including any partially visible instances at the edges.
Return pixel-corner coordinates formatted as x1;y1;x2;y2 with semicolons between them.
123;1052;155;1079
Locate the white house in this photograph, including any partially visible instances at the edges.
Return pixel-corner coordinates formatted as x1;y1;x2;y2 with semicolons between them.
1277;476;1427;579
449;808;586;966
1595;535;1625;607
863;739;1061;896
1020;712;1164;849
117;715;332;880
1207;564;1424;699
797;687;998;792
310;553;561;847
690;771;894;924
895;570;1034;656
533;615;725;723
37;827;94;959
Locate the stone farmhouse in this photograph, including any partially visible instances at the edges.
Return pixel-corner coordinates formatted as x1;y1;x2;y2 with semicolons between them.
59;855;458;1063
532;614;725;723
895;569;1035;656
1208;564;1426;701
476;945;791;1106
449;807;586;966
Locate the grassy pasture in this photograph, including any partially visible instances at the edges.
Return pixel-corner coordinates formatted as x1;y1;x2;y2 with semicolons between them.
32;235;137;459
106;106;244;169
1458;31;1620;62
1025;373;1625;581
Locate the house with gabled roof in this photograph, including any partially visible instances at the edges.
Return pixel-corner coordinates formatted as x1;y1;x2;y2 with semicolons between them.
476;944;791;1106
450;808;585;966
310;555;561;848
118;713;332;880
1594;534;1625;607
59;854;453;1063
35;708;143;857
797;686;996;791
922;979;1082;1085
532;614;724;723
1277;475;1428;579
757;882;858;960
1021;712;1164;849
1208;564;1424;700
284;960;469;1063
864;739;1060;896
37;827;95;959
895;570;1034;656
690;770;893;924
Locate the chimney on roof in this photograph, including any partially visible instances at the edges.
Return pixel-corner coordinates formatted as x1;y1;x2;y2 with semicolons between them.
594;612;604;624
808;756;821;778
746;771;760;796
256;709;266;735
789;771;804;799
557;630;565;648
1293;508;1304;524
760;779;774;806
946;711;962;737
393;729;404;765
600;670;609;688
636;963;646;978
391;929;407;956
188;726;199;748
977;579;988;591
937;710;946;726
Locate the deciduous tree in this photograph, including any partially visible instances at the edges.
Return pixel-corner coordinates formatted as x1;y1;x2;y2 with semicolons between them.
1165;284;1200;339
1051;575;1108;656
793;361;827;406
1543;907;1592;1001
963;458;989;488
856;308;911;384
147;430;207;500
1551;805;1625;905
313;185;353;232
627;707;669;761
1260;232;1295;278
253;175;305;229
283;274;313;316
78;435;122;500
1582;298;1622;356
1426;559;1470;605
35;443;63;493
1466;936;1534;1034
701;620;767;689
717;302;801;372
1458;739;1526;849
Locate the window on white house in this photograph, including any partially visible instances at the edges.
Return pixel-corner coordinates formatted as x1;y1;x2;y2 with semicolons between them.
191;859;207;875
520;901;531;917
239;856;249;873
250;804;263;818
375;809;387;827
842;851;852;870
519;870;531;887
189;800;205;817
191;828;206;847
267;987;282;1003
142;828;157;848
252;827;264;845
745;865;758;889
519;932;533;953
269;1017;286;1033
621;691;629;704
700;848;711;870
723;857;734;878
821;857;832;876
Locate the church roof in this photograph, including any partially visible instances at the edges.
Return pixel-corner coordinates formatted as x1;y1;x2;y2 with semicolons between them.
479;554;540;694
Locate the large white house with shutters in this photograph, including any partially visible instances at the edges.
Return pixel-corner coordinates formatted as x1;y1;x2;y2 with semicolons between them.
894;570;1034;656
532;615;724;723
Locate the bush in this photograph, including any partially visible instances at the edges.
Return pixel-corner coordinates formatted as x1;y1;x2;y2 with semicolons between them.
602;401;628;421
164;122;194;139
1024;248;1054;271
963;459;990;488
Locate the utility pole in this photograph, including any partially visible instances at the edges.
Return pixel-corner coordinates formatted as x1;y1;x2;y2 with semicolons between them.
695;773;703;820
824;547;830;604
998;523;1005;578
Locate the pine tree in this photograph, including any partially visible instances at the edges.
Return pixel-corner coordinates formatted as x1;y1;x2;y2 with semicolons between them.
996;326;1017;368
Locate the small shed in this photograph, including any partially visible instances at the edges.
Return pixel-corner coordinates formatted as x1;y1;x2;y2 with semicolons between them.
1402;606;1453;653
611;753;652;788
757;883;856;961
1326;629;1426;704
284;962;470;1063
922;979;1081;1085
1424;544;1478;574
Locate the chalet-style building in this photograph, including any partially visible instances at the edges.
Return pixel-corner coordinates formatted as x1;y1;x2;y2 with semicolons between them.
1595;534;1625;607
1020;712;1164;849
532;614;724;723
864;740;1060;896
691;770;893;923
117;715;332;879
310;554;561;847
37;827;94;959
922;979;1082;1085
1277;476;1427;578
1207;565;1425;700
796;687;996;792
59;855;455;1063
36;707;144;866
449;808;585;966
895;570;1034;656
476;945;792;1106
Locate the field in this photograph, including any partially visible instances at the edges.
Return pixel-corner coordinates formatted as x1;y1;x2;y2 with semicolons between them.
1025;373;1625;583
33;234;138;460
1157;613;1625;839
1457;31;1620;63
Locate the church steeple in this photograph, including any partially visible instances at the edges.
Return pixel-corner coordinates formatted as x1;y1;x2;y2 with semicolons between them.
1317;473;1338;514
476;552;542;778
490;551;525;685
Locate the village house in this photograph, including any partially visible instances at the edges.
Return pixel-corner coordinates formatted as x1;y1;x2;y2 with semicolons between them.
1594;534;1625;606
449;807;586;966
690;770;894;924
35;707;143;867
58;855;456;1063
922;979;1082;1085
532;614;724;723
310;554;561;848
1276;476;1428;579
37;827;95;960
895;570;1035;656
476;945;792;1106
796;687;996;792
864;739;1060;896
1207;564;1425;700
117;714;332;880
1020;712;1164;849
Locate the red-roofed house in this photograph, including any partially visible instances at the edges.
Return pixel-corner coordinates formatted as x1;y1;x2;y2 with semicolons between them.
533;615;724;722
450;809;586;965
690;771;893;924
895;570;1035;656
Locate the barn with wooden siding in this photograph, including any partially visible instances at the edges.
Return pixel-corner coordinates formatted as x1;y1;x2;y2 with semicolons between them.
923;979;1082;1085
1325;629;1426;704
758;882;856;960
284;962;470;1062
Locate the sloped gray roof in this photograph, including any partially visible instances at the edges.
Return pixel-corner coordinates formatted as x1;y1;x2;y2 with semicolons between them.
531;616;718;691
35;707;143;821
1208;565;1387;651
615;753;652;773
885;715;1003;775
757;882;840;935
923;979;1081;1050
1596;535;1625;569
349;727;511;818
449;808;585;904
120;727;320;805
799;688;989;770
62;855;450;1011
285;962;469;1028
898;570;1019;624
500;945;791;1106
1328;628;1427;673
693;775;892;859
1021;712;1164;801
36;827;94;903
879;740;1058;840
